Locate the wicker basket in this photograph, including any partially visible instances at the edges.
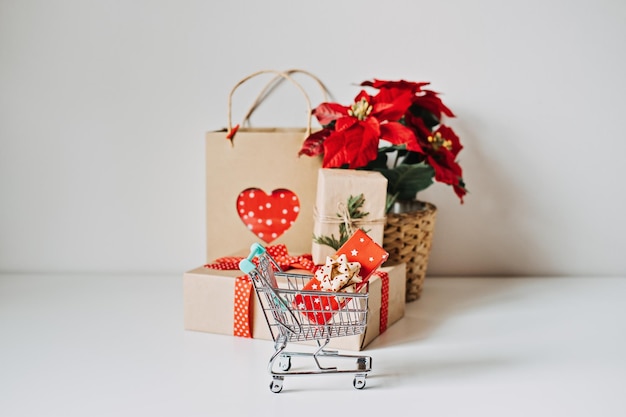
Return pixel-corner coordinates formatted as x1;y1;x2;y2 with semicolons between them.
382;201;437;302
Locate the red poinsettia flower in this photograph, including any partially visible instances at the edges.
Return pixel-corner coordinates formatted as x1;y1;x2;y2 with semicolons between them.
424;126;466;202
299;88;421;169
402;110;465;199
404;113;461;155
300;77;467;207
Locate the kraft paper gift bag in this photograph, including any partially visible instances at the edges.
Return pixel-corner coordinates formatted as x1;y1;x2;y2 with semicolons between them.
206;69;328;261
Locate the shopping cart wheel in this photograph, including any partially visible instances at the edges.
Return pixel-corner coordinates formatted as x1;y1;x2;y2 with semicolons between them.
278;355;291;371
353;375;366;390
269;377;284;393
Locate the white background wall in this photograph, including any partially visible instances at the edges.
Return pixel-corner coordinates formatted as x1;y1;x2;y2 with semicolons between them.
1;0;625;276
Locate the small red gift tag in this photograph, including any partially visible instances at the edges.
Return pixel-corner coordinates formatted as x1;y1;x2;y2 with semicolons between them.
294;229;389;325
335;229;389;283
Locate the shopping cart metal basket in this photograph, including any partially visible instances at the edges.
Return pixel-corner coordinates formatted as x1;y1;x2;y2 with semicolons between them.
239;243;372;393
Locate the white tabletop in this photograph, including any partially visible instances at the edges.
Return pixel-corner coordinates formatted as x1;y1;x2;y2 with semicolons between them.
1;274;625;417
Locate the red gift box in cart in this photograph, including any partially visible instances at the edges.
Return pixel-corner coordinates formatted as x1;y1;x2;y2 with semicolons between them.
238;229;388;393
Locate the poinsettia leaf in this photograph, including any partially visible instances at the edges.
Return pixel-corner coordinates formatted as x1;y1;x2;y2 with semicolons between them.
335;117;358;132
427;150;462;184
361;79;430;94
408;104;440;129
454;185;467;203
412;90;455;121
322;130;350;168
343;121;380;168
323;124;379;169
380;122;422;152
393;163;435;200
362;152;389;170
424;89;455;118
428;151;467;203
401;150;426;164
354;90;371;102
376;145;399;154
372;88;414;121
313;103;348;125
371;162;434;201
298;128;330;157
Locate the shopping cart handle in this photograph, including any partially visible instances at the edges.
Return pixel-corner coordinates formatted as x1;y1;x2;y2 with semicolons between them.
239;243;266;274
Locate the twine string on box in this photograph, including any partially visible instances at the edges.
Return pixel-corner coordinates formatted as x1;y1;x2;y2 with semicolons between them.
337;202;354;237
313;203;387;230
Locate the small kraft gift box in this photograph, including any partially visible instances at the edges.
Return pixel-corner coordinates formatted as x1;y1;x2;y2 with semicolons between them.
183;244;406;351
312;168;388;265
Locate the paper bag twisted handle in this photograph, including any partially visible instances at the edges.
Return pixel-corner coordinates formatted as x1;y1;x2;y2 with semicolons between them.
241;69;334;127
227;69;315;139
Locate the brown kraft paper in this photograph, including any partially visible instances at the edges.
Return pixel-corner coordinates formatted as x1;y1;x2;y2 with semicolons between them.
312;168;388;265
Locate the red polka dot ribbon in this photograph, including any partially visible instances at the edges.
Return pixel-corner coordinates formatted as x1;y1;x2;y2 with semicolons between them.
204;244;315;272
233;276;253;337
373;271;390;334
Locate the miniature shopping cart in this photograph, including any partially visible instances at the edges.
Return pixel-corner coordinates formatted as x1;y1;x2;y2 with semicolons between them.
239;243;372;393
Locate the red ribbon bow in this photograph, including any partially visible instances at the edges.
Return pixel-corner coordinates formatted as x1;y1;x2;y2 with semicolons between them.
204;244;316;272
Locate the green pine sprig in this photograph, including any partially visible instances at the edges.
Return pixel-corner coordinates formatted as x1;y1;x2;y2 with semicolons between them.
313;194;371;250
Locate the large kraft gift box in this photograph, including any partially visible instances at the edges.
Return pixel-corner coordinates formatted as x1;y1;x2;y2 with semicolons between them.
183;261;406;351
312;169;388;265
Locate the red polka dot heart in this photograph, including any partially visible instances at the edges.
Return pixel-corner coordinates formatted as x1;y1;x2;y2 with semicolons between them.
236;188;300;244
